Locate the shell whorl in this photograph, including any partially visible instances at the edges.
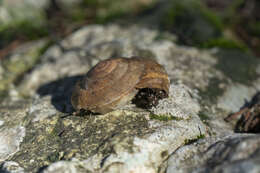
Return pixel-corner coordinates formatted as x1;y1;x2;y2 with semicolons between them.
72;58;145;113
84;58;130;91
87;59;118;79
71;57;170;114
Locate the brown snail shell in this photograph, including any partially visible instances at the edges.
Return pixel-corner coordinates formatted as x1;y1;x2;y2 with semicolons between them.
71;57;170;114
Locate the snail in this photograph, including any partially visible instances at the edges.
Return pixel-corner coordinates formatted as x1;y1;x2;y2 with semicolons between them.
71;57;170;114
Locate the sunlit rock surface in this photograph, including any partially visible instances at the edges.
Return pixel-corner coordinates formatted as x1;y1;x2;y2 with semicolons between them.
1;24;260;172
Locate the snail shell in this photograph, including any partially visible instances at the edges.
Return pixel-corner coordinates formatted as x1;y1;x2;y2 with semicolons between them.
71;57;170;114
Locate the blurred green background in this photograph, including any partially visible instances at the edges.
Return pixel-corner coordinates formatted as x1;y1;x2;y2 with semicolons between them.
0;0;260;58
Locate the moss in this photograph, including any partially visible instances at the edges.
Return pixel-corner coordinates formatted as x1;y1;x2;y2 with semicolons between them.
96;10;127;24
224;0;245;23
46;151;62;163
82;0;98;6
184;134;205;145
69;8;88;23
76;0;125;24
200;37;248;51
0;20;48;48
81;0;157;24
161;0;223;46
247;22;260;37
198;4;224;31
150;113;184;121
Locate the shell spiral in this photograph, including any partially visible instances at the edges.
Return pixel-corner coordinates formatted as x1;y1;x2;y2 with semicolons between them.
71;57;170;114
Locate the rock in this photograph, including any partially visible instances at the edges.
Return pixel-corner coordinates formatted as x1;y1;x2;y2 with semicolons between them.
1;24;260;172
42;160;85;173
0;39;48;99
76;83;205;173
0;161;25;173
151;84;200;119
0;120;4;127
18;25;224;97
166;134;260;173
0;83;206;172
29;96;58;123
0;126;26;162
218;79;260;112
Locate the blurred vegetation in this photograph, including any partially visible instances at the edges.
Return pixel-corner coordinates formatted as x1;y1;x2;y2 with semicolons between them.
0;0;260;56
161;0;222;45
161;0;259;55
0;20;48;48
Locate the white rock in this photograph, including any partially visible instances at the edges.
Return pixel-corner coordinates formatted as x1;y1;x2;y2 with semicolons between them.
0;126;26;161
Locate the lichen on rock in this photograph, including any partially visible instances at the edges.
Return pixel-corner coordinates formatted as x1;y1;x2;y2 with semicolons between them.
1;23;260;173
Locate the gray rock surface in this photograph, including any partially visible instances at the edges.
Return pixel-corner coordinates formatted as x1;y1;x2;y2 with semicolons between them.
0;161;25;173
0;39;48;98
166;134;260;173
0;24;260;172
0;126;25;161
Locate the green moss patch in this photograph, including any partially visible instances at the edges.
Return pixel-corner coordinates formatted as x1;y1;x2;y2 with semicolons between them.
200;37;248;51
0;20;48;48
184;134;205;145
80;0;157;24
160;0;251;52
161;0;222;46
150;113;184;121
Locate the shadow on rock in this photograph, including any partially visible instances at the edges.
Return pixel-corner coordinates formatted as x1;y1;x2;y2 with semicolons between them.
37;75;83;113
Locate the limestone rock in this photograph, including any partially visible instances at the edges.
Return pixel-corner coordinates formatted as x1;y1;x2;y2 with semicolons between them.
0;161;25;173
1;24;260;172
166;134;260;173
0;126;25;161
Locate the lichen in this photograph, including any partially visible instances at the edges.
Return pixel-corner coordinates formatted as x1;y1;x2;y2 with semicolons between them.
9;110;152;172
